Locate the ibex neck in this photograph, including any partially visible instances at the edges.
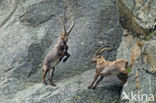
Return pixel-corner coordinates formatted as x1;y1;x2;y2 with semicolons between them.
58;40;66;45
97;56;106;64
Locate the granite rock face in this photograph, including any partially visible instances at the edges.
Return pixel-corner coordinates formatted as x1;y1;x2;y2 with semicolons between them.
117;34;156;103
119;0;156;29
118;36;156;103
0;0;123;103
0;0;155;102
117;0;156;103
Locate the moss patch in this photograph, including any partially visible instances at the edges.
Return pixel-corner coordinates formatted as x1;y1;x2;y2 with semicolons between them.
127;66;132;73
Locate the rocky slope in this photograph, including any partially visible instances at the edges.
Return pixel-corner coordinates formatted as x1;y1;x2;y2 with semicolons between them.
5;70;122;103
0;0;155;103
0;0;123;103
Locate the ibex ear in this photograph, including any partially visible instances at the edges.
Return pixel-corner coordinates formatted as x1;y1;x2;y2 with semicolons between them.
99;59;103;64
97;55;101;58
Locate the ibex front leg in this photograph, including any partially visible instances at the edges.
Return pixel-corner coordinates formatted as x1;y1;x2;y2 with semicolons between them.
92;76;104;89
50;67;56;86
88;73;99;89
63;52;70;62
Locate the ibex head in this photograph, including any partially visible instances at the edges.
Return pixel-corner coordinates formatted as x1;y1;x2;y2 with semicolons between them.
58;19;75;42
90;46;111;62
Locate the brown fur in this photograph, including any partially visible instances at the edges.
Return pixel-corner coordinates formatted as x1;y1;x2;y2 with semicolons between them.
88;47;128;89
42;19;74;86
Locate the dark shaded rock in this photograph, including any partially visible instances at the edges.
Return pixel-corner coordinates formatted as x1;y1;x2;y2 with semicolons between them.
118;0;150;37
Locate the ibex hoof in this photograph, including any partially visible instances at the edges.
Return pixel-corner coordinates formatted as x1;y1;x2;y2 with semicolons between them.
88;86;91;89
63;59;66;63
50;83;56;87
92;87;96;90
43;82;47;85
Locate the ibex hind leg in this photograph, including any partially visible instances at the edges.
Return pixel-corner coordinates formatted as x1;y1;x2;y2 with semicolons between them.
120;68;128;75
42;64;50;85
50;67;56;86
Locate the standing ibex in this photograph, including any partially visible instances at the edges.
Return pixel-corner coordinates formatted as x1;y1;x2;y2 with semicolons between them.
88;46;128;89
42;19;75;86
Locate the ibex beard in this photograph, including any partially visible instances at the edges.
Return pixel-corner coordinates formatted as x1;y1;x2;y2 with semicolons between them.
88;46;128;89
42;19;75;86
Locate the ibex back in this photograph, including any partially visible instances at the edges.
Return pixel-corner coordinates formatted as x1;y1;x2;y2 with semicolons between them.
88;46;128;89
42;19;75;86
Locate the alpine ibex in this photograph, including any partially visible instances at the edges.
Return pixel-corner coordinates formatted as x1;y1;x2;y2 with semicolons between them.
42;19;75;86
88;46;128;89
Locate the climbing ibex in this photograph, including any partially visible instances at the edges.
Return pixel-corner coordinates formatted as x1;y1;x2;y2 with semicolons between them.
42;19;75;86
88;46;128;89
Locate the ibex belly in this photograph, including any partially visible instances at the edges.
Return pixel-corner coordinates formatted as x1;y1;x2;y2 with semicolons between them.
101;67;119;76
111;70;120;75
50;59;60;67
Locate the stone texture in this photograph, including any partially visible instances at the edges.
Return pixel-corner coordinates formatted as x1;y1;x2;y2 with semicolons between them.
117;0;156;103
1;0;155;102
118;0;151;37
119;39;156;103
2;70;122;103
121;0;156;29
0;0;123;102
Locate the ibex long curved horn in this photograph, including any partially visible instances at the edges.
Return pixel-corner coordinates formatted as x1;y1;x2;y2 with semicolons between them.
59;19;67;33
68;21;75;34
95;46;111;55
65;21;75;40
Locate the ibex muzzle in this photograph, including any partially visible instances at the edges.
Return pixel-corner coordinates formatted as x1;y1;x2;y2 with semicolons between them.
88;46;128;89
42;19;75;86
